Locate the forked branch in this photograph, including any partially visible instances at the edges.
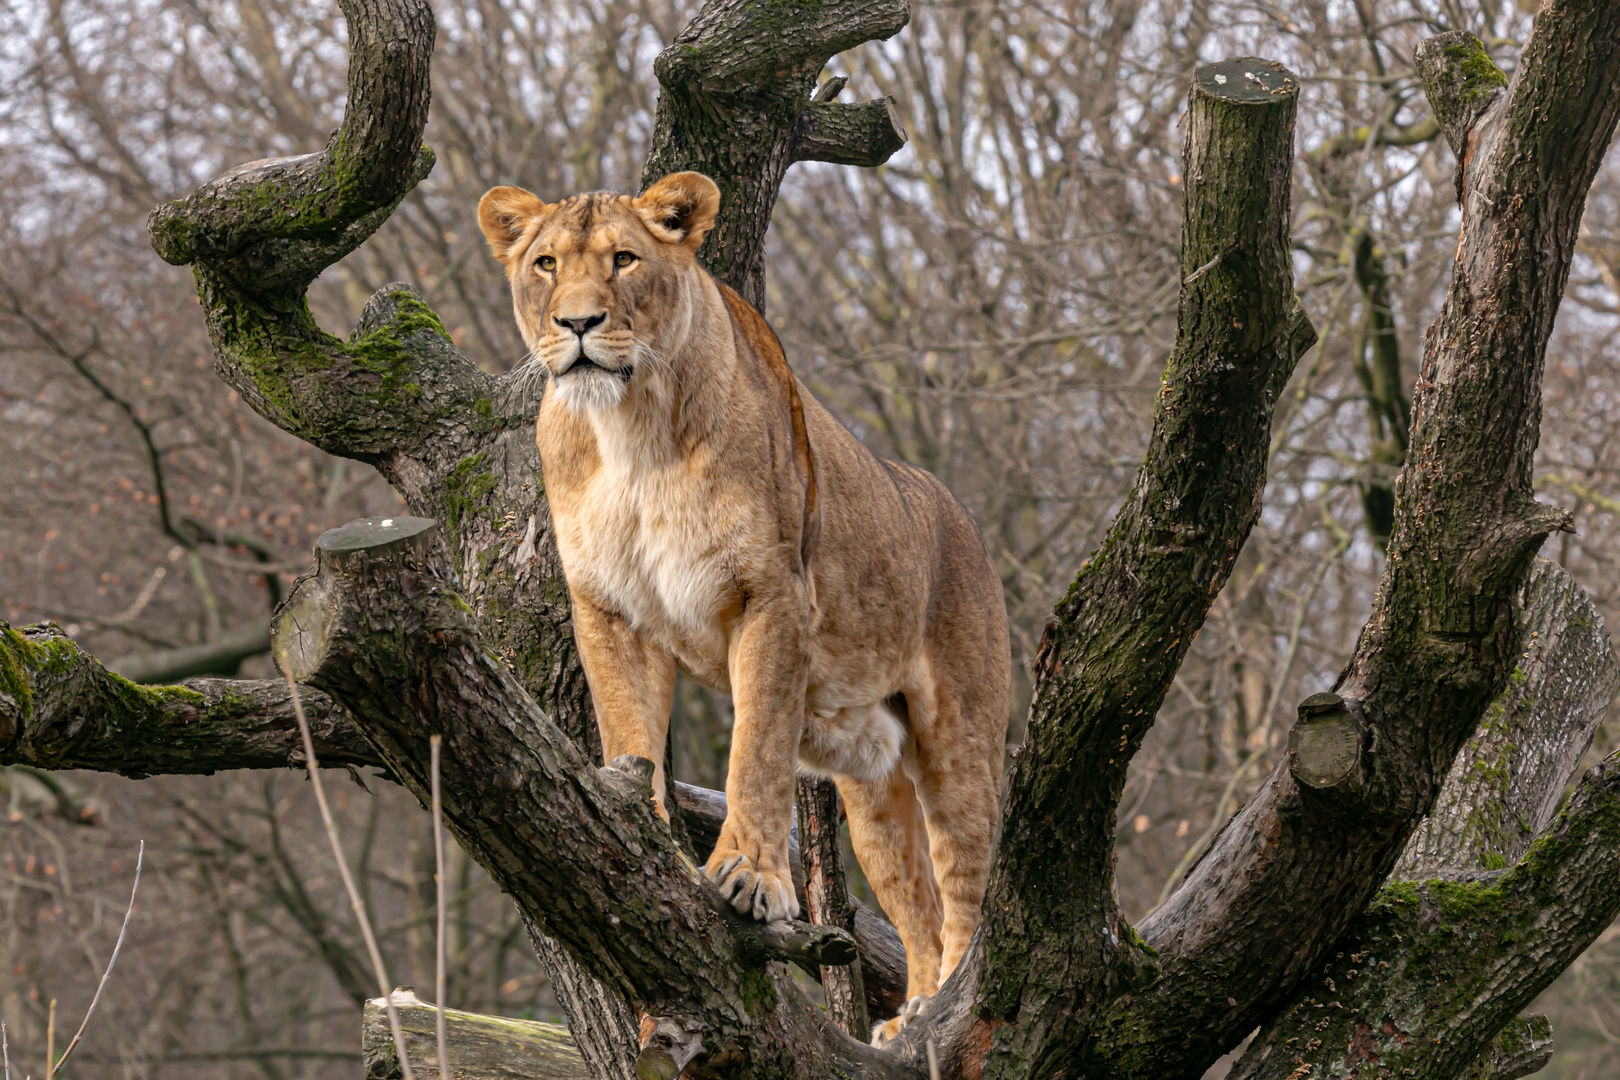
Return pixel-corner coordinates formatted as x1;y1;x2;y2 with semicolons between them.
932;58;1310;1078
642;0;911;306
1234;557;1620;1078
1124;12;1620;1077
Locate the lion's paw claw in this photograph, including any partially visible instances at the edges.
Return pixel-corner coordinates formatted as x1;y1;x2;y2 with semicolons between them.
704;848;798;923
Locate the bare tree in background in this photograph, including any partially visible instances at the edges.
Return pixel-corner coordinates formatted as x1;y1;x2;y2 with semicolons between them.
6;0;1620;1077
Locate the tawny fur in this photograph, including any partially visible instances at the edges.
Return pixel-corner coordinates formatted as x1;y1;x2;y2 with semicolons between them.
478;172;1011;1045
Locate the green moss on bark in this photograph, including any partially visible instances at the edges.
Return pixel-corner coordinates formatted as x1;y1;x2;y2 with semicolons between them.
442;453;500;532
1444;40;1508;101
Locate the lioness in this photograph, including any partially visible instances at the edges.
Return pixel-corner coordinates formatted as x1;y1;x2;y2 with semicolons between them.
478;172;1010;1043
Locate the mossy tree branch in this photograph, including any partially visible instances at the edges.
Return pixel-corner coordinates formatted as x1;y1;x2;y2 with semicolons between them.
0;618;913;1029
1413;31;1509;161
1230;556;1619;1080
1234;752;1620;1080
0;621;378;774
897;58;1311;1079
144;0;590;747
1121;12;1620;1078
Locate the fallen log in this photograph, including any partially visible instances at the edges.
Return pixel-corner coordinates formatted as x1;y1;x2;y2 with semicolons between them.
361;988;588;1079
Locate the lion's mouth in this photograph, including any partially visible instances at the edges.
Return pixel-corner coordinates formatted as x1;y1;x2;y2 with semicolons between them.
559;355;630;380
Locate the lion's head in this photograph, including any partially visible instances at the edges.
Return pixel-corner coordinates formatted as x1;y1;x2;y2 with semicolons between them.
477;171;721;414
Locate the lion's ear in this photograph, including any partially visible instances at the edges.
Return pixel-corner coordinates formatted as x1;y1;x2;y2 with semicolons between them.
478;186;551;264
633;172;721;250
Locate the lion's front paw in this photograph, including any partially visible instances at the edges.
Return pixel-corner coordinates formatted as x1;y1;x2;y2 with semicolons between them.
704;847;799;923
870;995;929;1048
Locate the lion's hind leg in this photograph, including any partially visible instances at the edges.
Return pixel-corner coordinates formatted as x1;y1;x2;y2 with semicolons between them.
911;663;1005;991
837;766;943;1047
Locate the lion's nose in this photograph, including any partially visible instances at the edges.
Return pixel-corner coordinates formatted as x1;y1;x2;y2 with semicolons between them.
554;313;606;336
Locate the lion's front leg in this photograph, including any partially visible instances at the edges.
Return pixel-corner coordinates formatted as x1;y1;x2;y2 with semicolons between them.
570;588;677;818
707;585;808;923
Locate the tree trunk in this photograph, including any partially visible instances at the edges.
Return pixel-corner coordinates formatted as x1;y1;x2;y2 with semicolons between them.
6;4;1620;1080
944;57;1312;1078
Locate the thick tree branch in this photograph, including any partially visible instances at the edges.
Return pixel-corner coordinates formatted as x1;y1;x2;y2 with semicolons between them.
0;624;911;1024
1233;557;1617;1079
921;59;1307;1078
1233;746;1620;1080
642;0;910;306
1122;13;1620;1078
0;621;377;775
794;98;909;167
147;0;435;287
362;988;589;1079
143;0;591;755
273;517;914;1079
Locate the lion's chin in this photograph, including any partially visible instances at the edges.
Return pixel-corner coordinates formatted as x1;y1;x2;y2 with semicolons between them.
552;365;631;414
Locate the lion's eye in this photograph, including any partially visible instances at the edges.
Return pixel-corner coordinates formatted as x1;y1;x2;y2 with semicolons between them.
614;251;637;268
537;255;556;272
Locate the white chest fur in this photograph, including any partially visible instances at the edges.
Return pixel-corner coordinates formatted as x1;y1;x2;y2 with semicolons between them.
554;443;734;667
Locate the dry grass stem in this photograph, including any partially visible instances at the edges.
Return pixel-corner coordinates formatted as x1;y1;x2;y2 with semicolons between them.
47;840;142;1078
431;734;451;1080
280;666;417;1080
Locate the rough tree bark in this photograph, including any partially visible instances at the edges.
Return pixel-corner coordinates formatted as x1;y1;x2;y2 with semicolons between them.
796;776;870;1039
273;516;899;1080
1233;556;1620;1079
5;3;1620;1080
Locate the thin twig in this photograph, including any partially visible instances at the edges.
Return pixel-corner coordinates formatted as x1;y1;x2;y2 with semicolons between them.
49;841;143;1077
431;735;451;1080
44;1001;53;1080
3;1019;10;1079
280;666;416;1080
